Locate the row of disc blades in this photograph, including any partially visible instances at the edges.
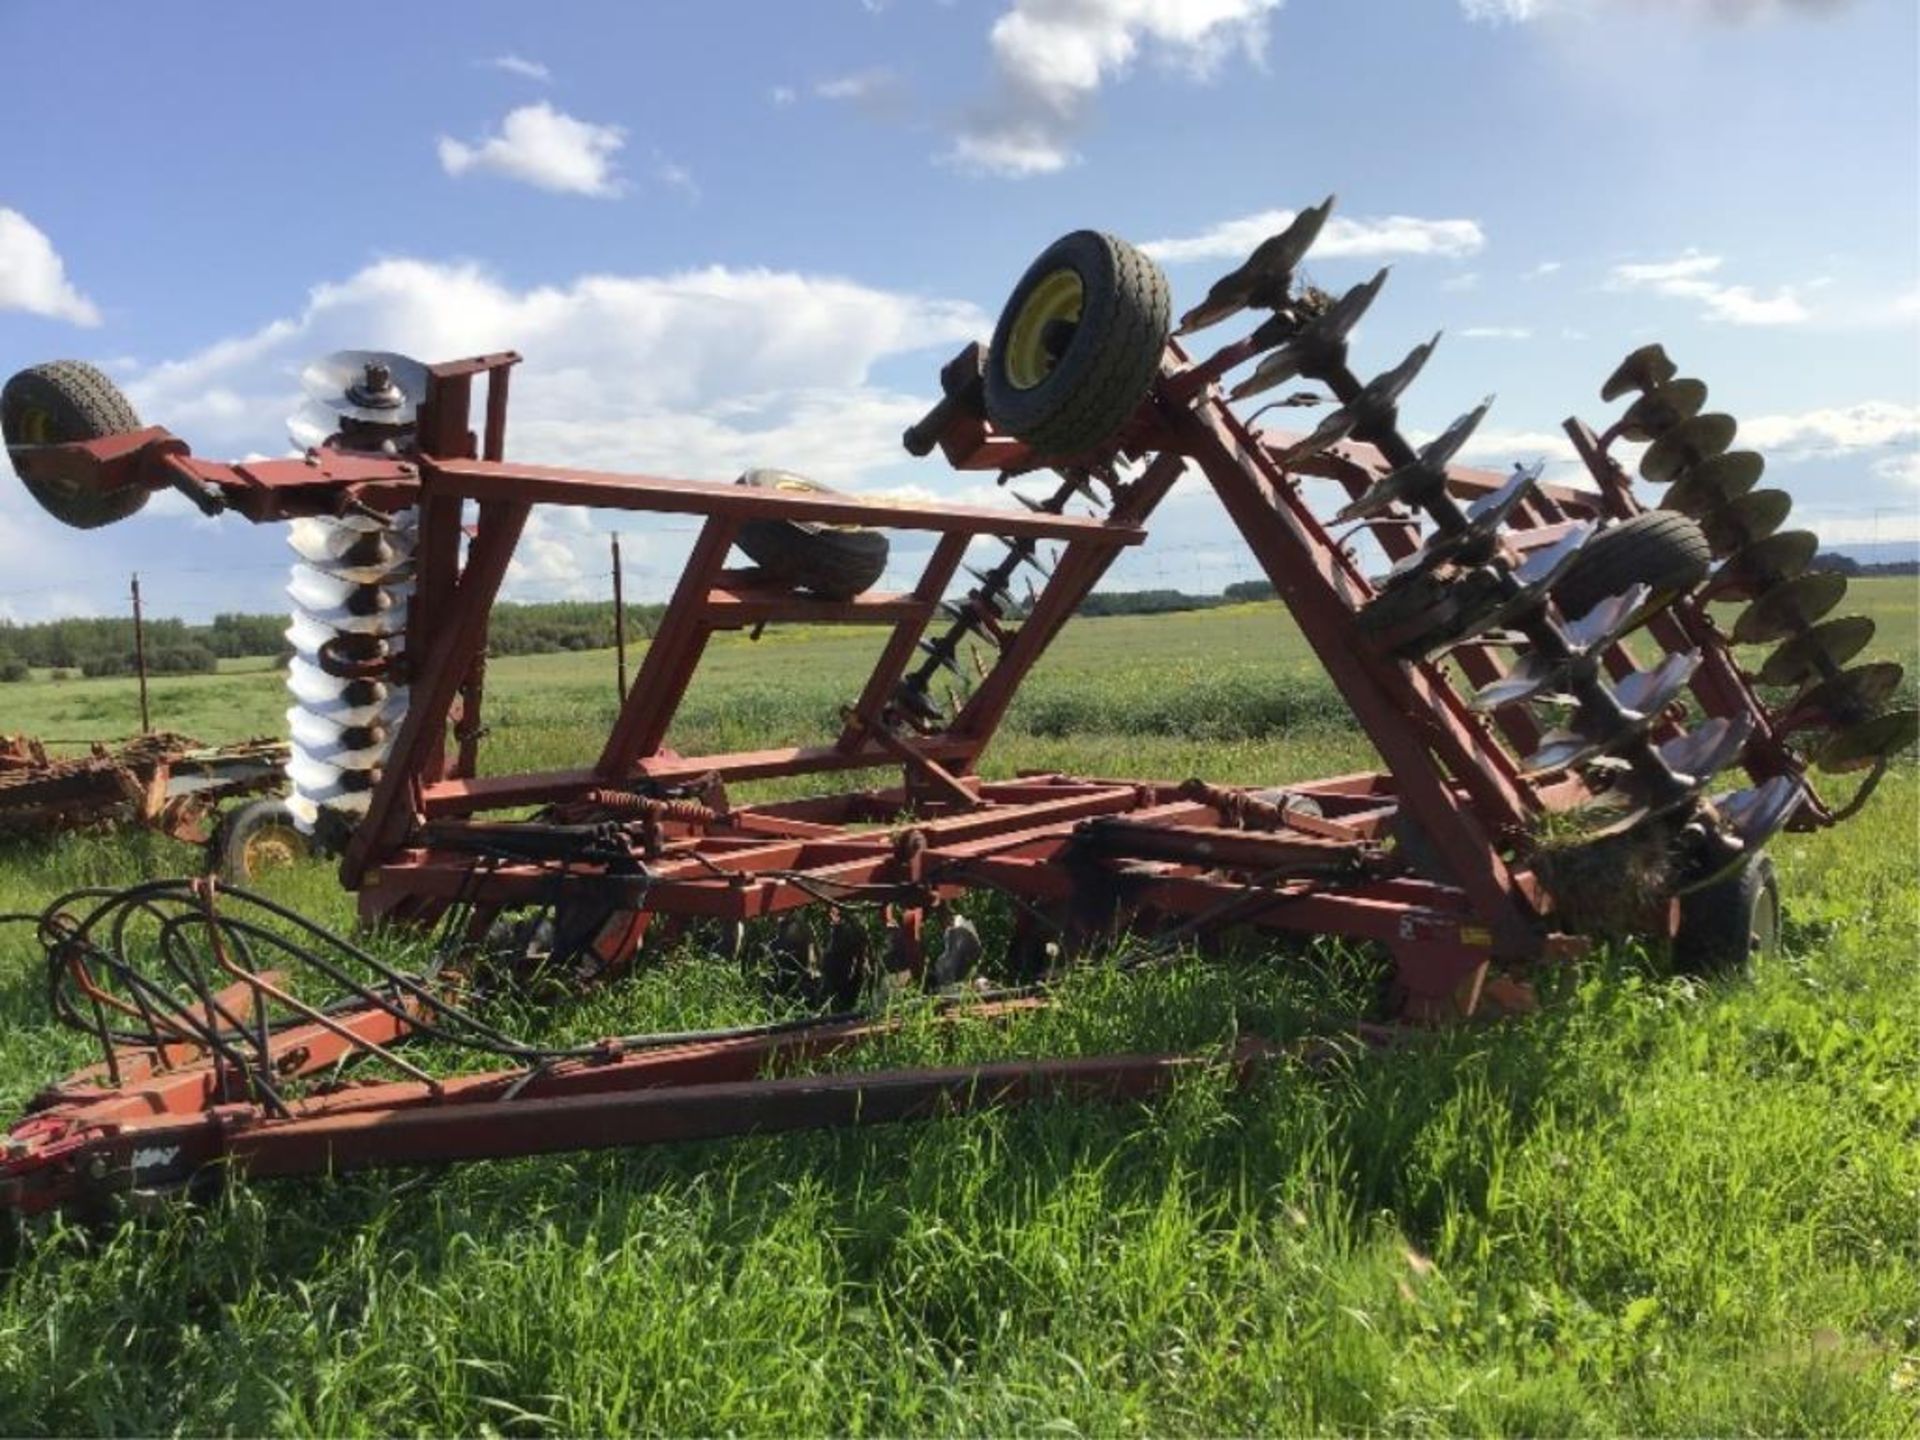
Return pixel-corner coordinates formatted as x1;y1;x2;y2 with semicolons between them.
1177;197;1814;883
282;511;416;829
1601;343;1916;780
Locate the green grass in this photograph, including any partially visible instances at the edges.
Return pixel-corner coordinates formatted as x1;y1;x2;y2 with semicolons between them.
0;587;1916;1434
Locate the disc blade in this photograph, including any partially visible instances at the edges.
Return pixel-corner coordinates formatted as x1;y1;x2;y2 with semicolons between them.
1564;583;1652;651
299;350;429;424
1755;615;1875;688
1601;342;1677;402
1659;711;1754;784
1699;528;1819;603
1466;461;1542;531
1612;649;1701;721
1332;397;1496;524
1817;706;1919;773
1641;412;1738;484
1470;651;1573;711
1730;569;1847;644
1713;775;1806;859
1776;660;1905;734
1699;488;1792;557
1176;197;1334;334
1618;377;1707;442
1661;450;1764;517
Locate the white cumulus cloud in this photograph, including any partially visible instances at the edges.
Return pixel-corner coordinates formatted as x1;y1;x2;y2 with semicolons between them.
0;208;101;326
1141;207;1485;264
949;0;1282;177
1607;250;1810;326
1740;401;1920;459
438;103;626;197
116;257;990;599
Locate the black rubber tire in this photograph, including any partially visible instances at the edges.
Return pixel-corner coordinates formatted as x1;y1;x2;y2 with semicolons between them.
2;360;149;529
1550;511;1711;621
734;469;890;600
1674;852;1779;977
984;230;1171;458
215;797;312;883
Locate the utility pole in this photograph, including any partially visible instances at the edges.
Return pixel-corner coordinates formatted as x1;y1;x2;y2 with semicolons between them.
611;532;628;702
129;573;151;734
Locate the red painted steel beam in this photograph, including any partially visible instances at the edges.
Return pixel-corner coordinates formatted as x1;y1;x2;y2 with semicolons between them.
428;458;1146;544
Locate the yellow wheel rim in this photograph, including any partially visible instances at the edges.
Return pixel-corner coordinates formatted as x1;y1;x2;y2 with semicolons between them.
1004;268;1083;390
242;823;304;877
18;408;50;444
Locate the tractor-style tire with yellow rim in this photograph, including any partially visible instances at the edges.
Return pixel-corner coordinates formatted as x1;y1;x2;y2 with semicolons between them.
216;797;313;884
2;360;150;529
734;468;891;599
984;230;1171;459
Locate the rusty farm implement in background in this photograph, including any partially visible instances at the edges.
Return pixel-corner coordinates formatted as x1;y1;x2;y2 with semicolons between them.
1;197;1909;1219
0;730;294;877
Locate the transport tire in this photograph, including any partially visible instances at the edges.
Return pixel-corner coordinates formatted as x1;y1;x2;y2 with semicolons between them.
2;360;150;529
734;469;890;600
1549;511;1711;622
1674;852;1778;976
216;798;312;883
984;229;1170;458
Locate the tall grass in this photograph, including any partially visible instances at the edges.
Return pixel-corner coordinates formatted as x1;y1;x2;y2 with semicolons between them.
0;595;1915;1433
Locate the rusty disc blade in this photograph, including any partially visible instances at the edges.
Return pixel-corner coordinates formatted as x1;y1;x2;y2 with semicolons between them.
1618;377;1708;442
1818;707;1920;774
1756;615;1875;688
1700;488;1793;557
1730;569;1847;645
1777;660;1906;734
1699;528;1820;603
1661;450;1764;517
1601;342;1677;402
1641;412;1738;484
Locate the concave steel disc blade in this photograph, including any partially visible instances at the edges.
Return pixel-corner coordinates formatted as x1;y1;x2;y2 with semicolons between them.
299;350;429;424
1659;711;1754;784
1700;488;1792;557
1471;651;1575;711
1818;707;1920;773
280;564;405;622
1177;197;1334;334
1611;649;1701;721
1756;614;1876;688
288;750;380;796
1661;450;1764;517
1602;342;1677;402
1520;727;1606;776
287;403;334;453
1231;269;1390;399
1699;528;1820;603
1776;660;1906;734
1563;584;1652;651
1730;568;1848;644
1279;335;1439;463
1451;520;1597;645
1713;775;1805;851
1618;377;1708;442
1333;396;1494;523
1641;412;1738;484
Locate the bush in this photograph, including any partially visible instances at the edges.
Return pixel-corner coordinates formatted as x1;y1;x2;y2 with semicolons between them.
0;657;28;683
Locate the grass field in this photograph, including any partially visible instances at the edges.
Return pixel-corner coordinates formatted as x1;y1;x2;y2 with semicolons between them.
0;583;1916;1433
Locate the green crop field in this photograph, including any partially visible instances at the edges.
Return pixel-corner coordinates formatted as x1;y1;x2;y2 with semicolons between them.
0;582;1916;1434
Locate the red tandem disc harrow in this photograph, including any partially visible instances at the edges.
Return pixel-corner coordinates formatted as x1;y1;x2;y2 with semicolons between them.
1;198;1909;1220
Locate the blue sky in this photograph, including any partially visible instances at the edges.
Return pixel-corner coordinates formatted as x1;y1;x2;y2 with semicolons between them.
0;0;1914;622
